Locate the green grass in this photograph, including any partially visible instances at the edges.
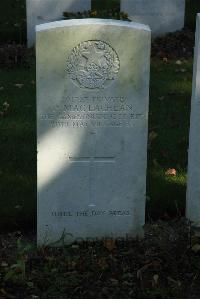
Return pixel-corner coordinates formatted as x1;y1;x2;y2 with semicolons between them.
0;57;193;229
0;58;36;230
0;0;26;43
147;58;192;219
0;0;196;229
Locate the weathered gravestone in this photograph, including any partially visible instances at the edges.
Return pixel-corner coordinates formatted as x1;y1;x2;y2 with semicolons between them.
121;0;185;37
37;19;151;245
187;14;200;223
26;0;91;47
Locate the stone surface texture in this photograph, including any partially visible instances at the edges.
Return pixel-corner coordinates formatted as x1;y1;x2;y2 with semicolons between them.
121;0;185;37
187;14;200;223
37;19;151;245
26;0;91;47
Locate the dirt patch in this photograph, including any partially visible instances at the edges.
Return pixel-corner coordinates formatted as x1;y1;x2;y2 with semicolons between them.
0;220;200;298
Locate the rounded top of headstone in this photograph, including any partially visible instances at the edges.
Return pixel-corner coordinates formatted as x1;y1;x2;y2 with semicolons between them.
36;18;151;33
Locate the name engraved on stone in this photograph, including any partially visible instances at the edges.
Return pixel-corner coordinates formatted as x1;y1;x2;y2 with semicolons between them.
66;40;120;89
40;95;144;128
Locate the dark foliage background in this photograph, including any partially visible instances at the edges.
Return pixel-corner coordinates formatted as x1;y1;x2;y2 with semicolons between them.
0;0;199;44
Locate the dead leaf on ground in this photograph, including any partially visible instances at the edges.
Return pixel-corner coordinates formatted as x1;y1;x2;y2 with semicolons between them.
1;261;8;267
148;131;158;148
14;83;24;88
152;274;159;287
191;244;200;253
165;168;177;176
158;96;164;101
3;102;9;110
109;278;119;285
103;238;116;251
175;60;182;65
97;257;108;270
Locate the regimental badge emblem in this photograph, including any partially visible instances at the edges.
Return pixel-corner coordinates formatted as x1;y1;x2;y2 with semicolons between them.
66;40;120;89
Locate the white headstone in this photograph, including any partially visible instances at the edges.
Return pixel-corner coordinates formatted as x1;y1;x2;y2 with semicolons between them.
121;0;185;37
187;14;200;223
26;0;91;47
37;19;151;245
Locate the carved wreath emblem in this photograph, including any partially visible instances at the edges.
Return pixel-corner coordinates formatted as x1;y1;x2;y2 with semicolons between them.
66;40;120;89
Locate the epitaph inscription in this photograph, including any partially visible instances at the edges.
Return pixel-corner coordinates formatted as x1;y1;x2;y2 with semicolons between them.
66;40;120;89
40;95;144;128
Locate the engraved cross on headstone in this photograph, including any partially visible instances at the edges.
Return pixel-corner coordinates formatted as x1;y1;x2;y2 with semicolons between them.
68;155;115;204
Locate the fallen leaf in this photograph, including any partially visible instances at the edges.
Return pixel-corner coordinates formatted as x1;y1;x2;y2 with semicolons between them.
14;83;24;88
3;102;9;111
15;205;22;210
148;131;158;149
175;60;182;65
103;238;116;251
152;274;159;287
158;96;164;101
165;168;176;176
97;257;108;270
71;244;79;250
191;244;200;253
109;278;119;285
26;281;34;288
1;261;8;267
149;131;158;141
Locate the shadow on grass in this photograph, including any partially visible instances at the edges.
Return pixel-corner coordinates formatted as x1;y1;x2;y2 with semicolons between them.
146;169;186;220
0;56;193;232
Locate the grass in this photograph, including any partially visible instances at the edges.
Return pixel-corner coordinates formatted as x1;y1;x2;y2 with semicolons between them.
0;56;193;230
147;58;192;219
0;0;26;43
0;56;36;230
0;0;197;229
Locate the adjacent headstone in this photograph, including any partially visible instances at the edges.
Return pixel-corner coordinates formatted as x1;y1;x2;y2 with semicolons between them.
121;0;185;37
26;0;91;47
187;14;200;223
37;19;151;245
